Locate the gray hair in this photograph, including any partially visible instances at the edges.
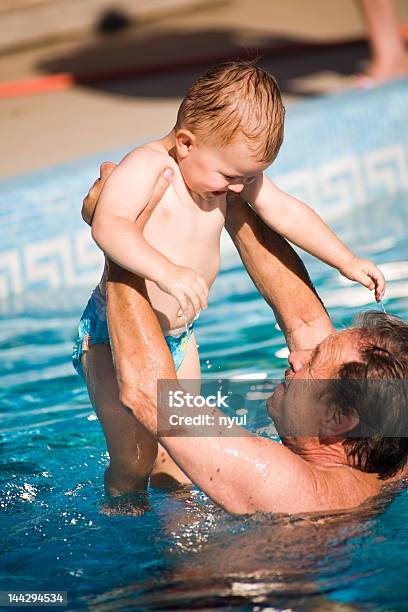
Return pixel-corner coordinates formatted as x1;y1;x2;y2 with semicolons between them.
330;311;408;479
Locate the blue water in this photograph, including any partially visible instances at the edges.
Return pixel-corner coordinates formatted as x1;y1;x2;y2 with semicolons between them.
1;187;408;610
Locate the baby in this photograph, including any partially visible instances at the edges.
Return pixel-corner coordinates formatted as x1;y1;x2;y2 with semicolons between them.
73;60;385;495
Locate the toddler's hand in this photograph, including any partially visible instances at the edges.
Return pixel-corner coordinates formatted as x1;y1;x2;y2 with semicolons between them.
340;256;385;302
157;264;208;319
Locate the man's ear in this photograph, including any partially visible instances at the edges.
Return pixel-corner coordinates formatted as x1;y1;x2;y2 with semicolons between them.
175;129;196;159
321;407;360;437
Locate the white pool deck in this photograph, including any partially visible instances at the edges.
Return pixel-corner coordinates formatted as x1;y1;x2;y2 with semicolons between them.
1;0;407;178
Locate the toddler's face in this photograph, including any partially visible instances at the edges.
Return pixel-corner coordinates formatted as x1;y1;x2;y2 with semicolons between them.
179;139;269;200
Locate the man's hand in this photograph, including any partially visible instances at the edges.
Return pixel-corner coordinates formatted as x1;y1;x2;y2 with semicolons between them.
82;162;116;226
288;349;313;372
81;161;174;230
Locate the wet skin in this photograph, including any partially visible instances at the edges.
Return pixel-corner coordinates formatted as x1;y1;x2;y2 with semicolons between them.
107;262;407;515
84;165;405;513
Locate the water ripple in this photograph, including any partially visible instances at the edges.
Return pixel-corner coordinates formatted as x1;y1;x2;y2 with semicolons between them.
0;190;407;608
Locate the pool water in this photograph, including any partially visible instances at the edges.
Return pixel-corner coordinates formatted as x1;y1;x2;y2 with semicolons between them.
1;188;408;610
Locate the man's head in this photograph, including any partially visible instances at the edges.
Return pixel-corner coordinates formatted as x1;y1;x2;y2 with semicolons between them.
268;312;408;480
172;60;285;198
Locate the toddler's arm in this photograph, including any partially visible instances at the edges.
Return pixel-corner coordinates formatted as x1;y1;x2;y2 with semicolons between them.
91;149;208;315
243;174;385;301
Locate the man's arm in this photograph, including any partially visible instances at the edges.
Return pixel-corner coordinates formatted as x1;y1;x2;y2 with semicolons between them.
107;262;315;515
225;193;335;351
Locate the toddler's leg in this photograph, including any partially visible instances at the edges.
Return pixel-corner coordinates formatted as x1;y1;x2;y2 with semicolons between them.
82;343;157;496
150;332;201;488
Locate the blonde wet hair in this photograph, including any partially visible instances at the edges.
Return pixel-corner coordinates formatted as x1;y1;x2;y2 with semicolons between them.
176;59;285;163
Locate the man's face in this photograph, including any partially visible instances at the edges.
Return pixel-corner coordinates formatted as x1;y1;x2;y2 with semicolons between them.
267;330;363;446
177;136;269;200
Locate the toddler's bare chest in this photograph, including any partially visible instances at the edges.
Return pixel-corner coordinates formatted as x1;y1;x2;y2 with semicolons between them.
142;189;225;254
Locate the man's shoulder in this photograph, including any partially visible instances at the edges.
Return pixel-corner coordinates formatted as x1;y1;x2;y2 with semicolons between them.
235;437;318;514
307;464;383;514
245;440;381;515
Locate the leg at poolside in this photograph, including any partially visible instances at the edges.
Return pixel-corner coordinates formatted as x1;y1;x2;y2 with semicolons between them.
357;0;408;82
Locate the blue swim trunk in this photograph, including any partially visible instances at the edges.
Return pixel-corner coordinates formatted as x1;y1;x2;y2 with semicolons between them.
72;285;194;377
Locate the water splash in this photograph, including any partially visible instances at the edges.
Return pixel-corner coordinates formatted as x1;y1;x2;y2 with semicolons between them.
379;300;387;314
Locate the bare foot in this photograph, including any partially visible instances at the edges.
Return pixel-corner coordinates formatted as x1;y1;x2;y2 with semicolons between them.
355;57;408;87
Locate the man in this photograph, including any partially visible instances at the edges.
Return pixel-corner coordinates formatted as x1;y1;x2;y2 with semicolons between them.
83;163;408;515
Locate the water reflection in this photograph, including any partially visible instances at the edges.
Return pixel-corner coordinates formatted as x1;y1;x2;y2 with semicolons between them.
1;189;407;608
86;480;408;609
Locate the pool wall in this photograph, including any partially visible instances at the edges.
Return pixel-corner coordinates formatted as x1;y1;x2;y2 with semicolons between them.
1;79;408;301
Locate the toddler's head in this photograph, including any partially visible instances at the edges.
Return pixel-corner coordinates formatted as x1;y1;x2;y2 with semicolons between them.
173;60;285;198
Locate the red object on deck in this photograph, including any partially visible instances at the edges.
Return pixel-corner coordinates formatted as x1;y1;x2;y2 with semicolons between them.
1;27;407;100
